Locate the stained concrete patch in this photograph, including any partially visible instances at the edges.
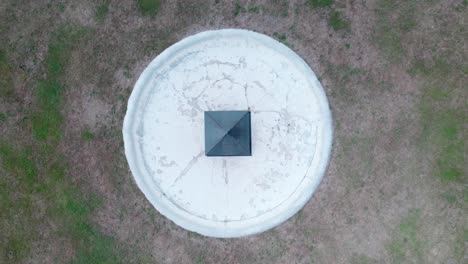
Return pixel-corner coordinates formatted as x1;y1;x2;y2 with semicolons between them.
123;29;332;237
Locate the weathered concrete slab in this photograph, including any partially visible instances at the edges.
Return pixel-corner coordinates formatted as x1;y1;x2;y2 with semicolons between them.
123;29;333;237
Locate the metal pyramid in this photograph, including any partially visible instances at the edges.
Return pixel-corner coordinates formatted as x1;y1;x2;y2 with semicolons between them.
204;111;251;156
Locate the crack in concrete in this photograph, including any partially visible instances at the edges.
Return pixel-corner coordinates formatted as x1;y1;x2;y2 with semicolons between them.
170;151;204;187
201;59;240;69
222;159;228;184
244;84;250;110
252;109;318;125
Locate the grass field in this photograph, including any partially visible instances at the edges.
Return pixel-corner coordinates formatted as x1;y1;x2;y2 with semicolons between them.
0;0;466;263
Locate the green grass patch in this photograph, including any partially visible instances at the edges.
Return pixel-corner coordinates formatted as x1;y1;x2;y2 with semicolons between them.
325;63;366;102
32;80;64;141
329;10;350;31
307;0;334;8
350;254;376;264
1;24;127;263
32;25;87;142
193;255;206;264
96;1;110;22
419;86;464;182
232;3;262;16
233;2;244;17
269;0;289;17
273;32;289;46
441;192;457;204
373;0;418;63
81;131;95;141
0;143;37;262
0;49;14;98
453;227;468;262
35;25;123;261
385;209;425;263
0;142;121;262
0;112;5;123
123;71;132;78
409;57;453;79
234;1;286;17
52;190;121;264
408;30;464;182
143;30;171;55
137;0;160;16
248;6;260;13
56;2;65;12
275;32;287;41
294;209;304;224
0;144;36;189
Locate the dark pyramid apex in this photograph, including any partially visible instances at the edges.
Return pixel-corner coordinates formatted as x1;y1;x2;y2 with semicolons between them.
204;111;251;156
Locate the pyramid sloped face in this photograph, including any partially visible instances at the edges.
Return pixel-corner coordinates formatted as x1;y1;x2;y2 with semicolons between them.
205;111;251;156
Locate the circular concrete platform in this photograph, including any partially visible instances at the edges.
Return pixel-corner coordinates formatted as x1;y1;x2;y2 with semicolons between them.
123;29;333;237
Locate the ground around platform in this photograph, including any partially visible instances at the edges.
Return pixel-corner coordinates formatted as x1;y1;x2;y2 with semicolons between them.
0;0;466;263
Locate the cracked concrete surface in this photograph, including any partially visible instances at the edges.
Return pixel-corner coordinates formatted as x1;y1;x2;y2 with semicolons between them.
123;29;332;237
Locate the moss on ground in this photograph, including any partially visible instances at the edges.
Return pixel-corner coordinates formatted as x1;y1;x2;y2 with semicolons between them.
414;57;465;182
329;10;350;31
0;144;37;262
372;0;464;183
373;0;418;63
137;0;160;16
385;209;425;263
81;131;95;141
233;2;243;17
32;25;87;142
307;0;334;9
453;227;468;262
273;32;289;46
0;49;14;98
234;1;286;17
95;0;110;22
325;63;366;103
